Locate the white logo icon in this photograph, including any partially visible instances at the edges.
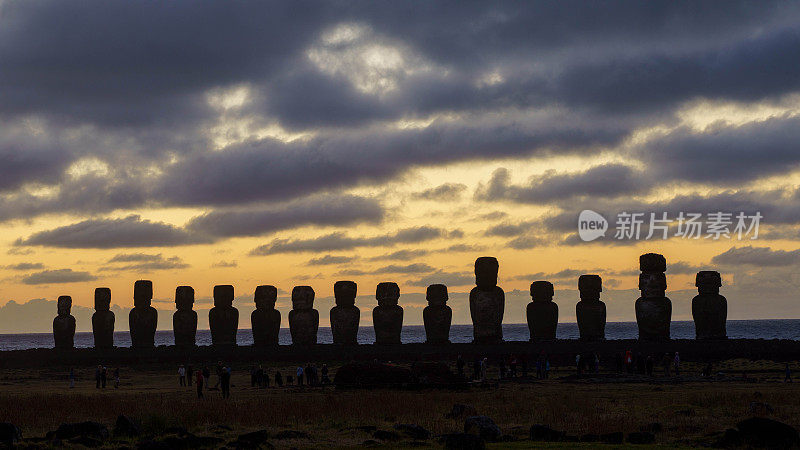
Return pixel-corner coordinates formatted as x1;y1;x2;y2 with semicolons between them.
578;210;608;241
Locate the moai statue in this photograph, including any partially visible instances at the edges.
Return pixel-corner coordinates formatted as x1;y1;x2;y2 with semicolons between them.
251;285;281;346
423;284;452;344
92;288;115;348
289;286;318;345
576;275;606;341
53;295;76;350
330;281;360;345
209;285;239;346
635;253;672;341
373;282;403;344
173;286;197;347
129;280;158;349
469;257;505;343
692;271;727;340
526;281;558;341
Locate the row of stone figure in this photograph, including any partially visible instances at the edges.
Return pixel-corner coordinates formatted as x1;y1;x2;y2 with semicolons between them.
51;253;728;349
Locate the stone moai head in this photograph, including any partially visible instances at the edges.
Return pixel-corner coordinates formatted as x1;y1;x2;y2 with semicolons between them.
530;281;554;302
696;271;722;295
475;257;499;289
638;253;667;297
426;284;448;306
254;285;278;310
94;288;111;311
134;280;153;308
57;295;72;316
639;253;667;273
291;286;315;310
578;275;602;301
213;285;234;308
175;286;195;311
334;280;357;307
376;282;400;307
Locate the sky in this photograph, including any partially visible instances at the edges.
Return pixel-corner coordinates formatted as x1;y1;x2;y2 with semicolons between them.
2;1;800;333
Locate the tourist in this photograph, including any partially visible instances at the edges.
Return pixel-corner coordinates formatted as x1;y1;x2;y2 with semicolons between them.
673;352;681;376
196;369;204;398
593;353;600;374
576;354;581;375
785;363;792;383
297;365;304;386
202;366;210;388
645;355;654;376
101;366;107;388
250;366;257;387
221;366;231;399
472;359;481;380
544;358;550;379
186;364;193;387
456;355;465;378
625;350;633;373
535;358;542;379
69;368;75;389
275;370;283;387
178;365;186;386
480;357;487;381
662;353;671;377
321;364;330;385
305;363;314;386
95;365;102;389
214;361;223;388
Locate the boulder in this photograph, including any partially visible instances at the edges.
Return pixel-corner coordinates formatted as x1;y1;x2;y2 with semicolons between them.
737;417;799;447
47;421;109;442
627;431;655;444
0;423;21;445
600;431;624;444
114;414;140;436
444;433;485;450
373;430;401;441
273;430;310;440
233;430;270;447
464;416;502;442
394;424;430;440
529;424;564;441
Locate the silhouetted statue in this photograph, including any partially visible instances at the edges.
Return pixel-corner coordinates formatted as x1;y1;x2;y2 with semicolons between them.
469;256;505;343
251;285;281;346
209;284;238;346
53;295;76;350
129;280;157;349
373;282;403;345
692;271;727;340
330;280;360;345
576;274;606;341
423;284;451;344
635;253;672;341
527;281;558;341
289;286;318;345
173;286;197;347
92;288;115;348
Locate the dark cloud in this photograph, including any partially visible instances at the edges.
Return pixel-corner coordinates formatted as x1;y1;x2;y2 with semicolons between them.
411;183;468;201
250;226;459;255
15;215;211;249
186;194;384;238
484;220;536;238
712;245;800;267
476;164;646;204
3;262;44;271
668;261;706;275
211;260;238;268
306;255;357;266
21;268;97;285
368;249;429;261
101;253;189;273
408;271;473;287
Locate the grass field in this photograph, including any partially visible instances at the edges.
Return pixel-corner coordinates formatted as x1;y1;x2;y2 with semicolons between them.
0;360;798;448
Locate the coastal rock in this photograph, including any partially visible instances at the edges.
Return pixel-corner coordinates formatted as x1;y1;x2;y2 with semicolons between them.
692;271;727;340
469;257;505;344
209;284;238;346
423;284;452;344
172;286;197;347
129;280;157;349
374;282;403;345
330;281;360;345
251;285;281;346
527;281;558;341
53;295;76;350
92;288;115;349
576;274;606;341
464;415;502;442
289;286;318;345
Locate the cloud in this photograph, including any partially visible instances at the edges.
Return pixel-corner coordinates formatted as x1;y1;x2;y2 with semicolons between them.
186;194;384;238
712;245;800;267
667;261;706;274
408;271;473;287
211;260;238;268
15;215;211;249
3;262;44;271
250;226;460;255
21;269;97;285
411;183;468;201
306;255;356;265
101;253;189;273
368;249;429;261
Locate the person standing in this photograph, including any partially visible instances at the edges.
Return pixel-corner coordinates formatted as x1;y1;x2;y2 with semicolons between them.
673;352;681;376
186;364;193;387
95;365;102;389
321;364;329;385
113;367;120;389
196;370;204;398
202;366;210;389
785;363;792;383
544;358;550;379
69;368;75;389
296;366;304;386
178;365;186;386
456;355;465;378
576;354;582;375
101;366;107;388
220;367;231;399
275;370;283;387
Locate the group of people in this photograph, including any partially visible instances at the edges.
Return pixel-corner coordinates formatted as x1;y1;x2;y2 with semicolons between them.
94;365;120;388
618;350;681;376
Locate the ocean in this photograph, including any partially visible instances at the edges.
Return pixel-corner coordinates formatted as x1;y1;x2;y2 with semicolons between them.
2;320;800;351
